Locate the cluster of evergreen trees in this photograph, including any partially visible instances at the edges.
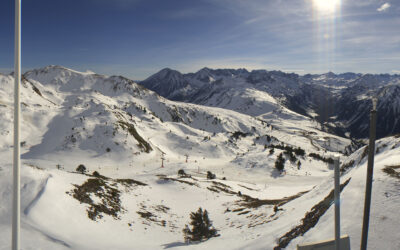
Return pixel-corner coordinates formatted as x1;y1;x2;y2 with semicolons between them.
269;144;305;157
269;144;306;172
308;153;334;164
183;208;219;243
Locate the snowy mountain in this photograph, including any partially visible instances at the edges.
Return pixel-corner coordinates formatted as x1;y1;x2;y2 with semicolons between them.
0;65;349;169
139;68;190;99
141;68;400;139
301;72;361;87
0;66;399;249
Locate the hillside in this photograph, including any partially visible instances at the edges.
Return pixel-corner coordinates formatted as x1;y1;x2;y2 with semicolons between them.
0;66;398;249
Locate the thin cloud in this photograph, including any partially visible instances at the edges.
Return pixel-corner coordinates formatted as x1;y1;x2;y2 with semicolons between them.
282;69;305;73
377;3;391;12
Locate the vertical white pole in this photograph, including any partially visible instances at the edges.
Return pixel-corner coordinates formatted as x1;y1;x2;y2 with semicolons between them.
13;0;21;249
334;157;340;250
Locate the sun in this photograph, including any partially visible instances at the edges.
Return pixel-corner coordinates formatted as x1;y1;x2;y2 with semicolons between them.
312;0;341;14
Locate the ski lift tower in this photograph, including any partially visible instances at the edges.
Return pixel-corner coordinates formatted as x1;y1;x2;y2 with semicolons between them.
161;153;165;168
184;154;189;163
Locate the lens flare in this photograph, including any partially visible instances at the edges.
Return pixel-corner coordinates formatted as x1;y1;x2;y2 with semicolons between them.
312;0;340;14
311;0;342;73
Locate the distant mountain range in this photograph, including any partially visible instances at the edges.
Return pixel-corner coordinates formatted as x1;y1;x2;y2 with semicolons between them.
141;67;400;139
0;65;350;160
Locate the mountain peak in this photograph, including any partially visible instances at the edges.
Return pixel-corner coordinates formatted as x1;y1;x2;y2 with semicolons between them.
197;67;212;73
25;65;96;77
194;67;214;82
150;68;183;80
140;68;188;97
160;67;180;73
324;71;336;77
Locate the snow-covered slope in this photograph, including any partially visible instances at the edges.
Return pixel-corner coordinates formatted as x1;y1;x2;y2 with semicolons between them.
141;68;400;139
1;66;347;167
285;135;400;249
140;68;298;117
219;135;400;250
0;66;398;249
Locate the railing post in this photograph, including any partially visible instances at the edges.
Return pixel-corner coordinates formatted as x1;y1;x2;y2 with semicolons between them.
334;157;340;250
360;98;378;250
13;0;22;249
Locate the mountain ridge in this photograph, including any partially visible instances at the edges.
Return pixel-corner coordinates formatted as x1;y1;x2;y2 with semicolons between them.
141;67;400;139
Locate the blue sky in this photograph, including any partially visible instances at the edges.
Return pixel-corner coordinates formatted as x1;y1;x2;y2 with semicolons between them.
0;0;399;79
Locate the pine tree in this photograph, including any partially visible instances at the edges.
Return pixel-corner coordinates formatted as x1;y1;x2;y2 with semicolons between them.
178;169;186;177
76;164;86;174
207;171;216;179
183;208;219;243
275;153;285;171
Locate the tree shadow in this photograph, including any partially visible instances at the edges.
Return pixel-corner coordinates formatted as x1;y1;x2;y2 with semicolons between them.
162;241;201;249
162;242;187;249
270;169;285;178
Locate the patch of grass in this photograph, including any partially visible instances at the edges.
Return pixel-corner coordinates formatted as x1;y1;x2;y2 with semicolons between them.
137;209;167;227
237;184;258;191
273;178;351;249
211;181;231;189
92;171;109;179
71;178;122;221
232;208;246;213
31;83;43;97
70;174;146;221
207;187;220;193
116;178;147;186
382;165;400;180
208;183;237;195
159;176;199;187
360;145;369;160
238;190;310;209
340;160;355;174
137;211;154;219
118;121;152;153
25;164;44;170
22;77;43;97
154;205;170;213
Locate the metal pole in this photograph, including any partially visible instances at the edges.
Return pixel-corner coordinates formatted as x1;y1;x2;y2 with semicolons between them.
13;0;21;249
360;98;378;250
334;157;340;250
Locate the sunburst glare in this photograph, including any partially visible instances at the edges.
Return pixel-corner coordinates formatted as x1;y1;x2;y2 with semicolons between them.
312;0;341;15
312;0;342;72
